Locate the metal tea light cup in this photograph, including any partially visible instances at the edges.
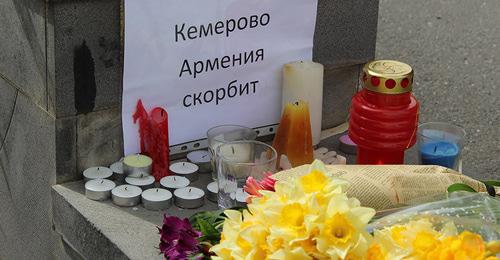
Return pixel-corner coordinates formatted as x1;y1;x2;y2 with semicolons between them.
207;125;258;181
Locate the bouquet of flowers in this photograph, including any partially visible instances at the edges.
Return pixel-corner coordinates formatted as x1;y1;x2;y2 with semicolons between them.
158;160;499;259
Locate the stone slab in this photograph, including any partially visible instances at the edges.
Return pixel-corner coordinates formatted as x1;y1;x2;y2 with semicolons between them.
0;0;47;109
76;107;124;175
52;0;122;117
0;85;58;259
314;0;379;67
322;65;361;129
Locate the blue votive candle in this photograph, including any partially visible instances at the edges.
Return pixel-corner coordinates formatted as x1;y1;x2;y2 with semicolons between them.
419;141;459;169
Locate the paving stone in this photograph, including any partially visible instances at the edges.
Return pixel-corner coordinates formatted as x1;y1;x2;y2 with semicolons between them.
52;0;122;117
0;0;47;109
314;0;379;67
322;65;361;129
0;89;59;259
56;116;78;183
76;107;123;174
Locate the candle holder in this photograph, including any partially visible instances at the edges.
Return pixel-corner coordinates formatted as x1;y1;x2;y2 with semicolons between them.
83;167;113;182
169;162;199;182
85;179;116;201
418;122;466;171
123;154;153;178
207;125;258;181
141;188;172;211
111;185;142;207
159;175;190;191
174;187;205;209
187;150;212;173
110;160;125;183
216;141;277;209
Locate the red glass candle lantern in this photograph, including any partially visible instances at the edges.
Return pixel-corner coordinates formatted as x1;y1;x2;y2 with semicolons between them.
349;60;419;164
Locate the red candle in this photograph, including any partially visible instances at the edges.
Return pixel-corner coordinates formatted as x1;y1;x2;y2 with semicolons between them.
349;60;419;164
150;107;170;181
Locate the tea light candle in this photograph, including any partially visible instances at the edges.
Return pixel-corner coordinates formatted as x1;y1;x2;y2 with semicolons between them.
170;162;199;182
83;167;113;182
123;154;152;178
125;175;155;190
111;185;142;207
174;187;205;209
159;176;190;191
141;188;172;211
187;150;212;173
235;188;249;204
85;179;116;201
206;181;218;202
110;160;125;183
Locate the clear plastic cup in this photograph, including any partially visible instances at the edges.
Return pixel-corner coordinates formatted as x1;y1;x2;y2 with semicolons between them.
216;141;277;209
207;125;258;181
417;122;466;172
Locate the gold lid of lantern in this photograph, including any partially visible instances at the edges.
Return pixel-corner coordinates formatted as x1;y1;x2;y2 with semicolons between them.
362;60;414;94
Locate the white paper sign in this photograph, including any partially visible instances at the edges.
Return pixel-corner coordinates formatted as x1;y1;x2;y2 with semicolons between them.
123;0;318;154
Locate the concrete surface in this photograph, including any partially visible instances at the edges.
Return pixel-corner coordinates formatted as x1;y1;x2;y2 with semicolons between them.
376;0;499;180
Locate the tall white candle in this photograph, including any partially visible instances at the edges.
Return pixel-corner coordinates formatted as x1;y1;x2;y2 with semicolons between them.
282;61;324;146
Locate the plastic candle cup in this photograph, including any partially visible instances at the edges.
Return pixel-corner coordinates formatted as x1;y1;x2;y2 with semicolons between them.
418;122;466;171
83;167;113;182
187;150;212;173
85;179;116;201
159;175;190;191
111;185;142;207
141;188;172;211
125;175;155;190
123;154;153;178
173;187;205;209
169;162;199;182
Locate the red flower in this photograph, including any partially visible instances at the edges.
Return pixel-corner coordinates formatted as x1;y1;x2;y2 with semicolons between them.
244;172;276;203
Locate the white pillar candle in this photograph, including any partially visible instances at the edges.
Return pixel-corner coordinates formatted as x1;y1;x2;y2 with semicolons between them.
206;181;218;202
187;150;212;173
125;175;155;190
110;160;125;183
85;179;116;201
141;188;172;211
169;162;199;182
83;167;113;182
111;185;142;207
159;176;190;191
174;187;205;209
282;61;324;146
123;154;153;178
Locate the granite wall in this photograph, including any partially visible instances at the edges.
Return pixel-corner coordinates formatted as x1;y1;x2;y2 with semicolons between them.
0;0;379;258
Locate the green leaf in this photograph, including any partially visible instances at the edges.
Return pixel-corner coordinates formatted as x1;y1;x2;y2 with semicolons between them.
482;180;500;187
447;183;477;193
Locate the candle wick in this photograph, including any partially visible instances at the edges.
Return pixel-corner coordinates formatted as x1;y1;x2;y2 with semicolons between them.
183;162;185;166
202;155;208;158
174;176;176;181
434;146;437;153
189;188;192;193
101;180;104;184
295;101;299;106
231;146;235;154
98;167;100;171
156;189;159;192
125;187;128;191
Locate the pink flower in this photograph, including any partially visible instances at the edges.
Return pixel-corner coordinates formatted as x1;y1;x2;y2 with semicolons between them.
244;172;276;203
